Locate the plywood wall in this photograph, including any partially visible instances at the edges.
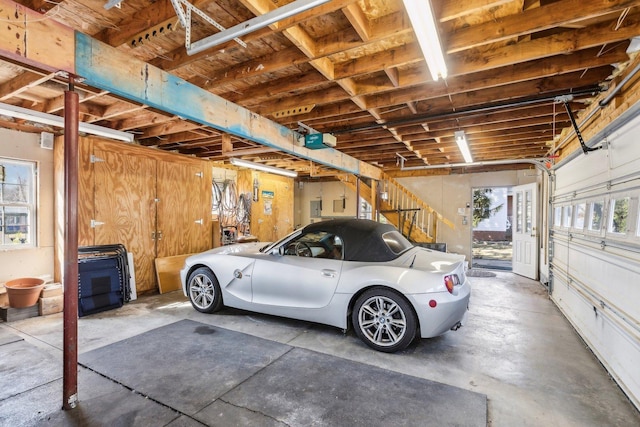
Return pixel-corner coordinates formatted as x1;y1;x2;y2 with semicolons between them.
55;136;213;294
237;170;294;242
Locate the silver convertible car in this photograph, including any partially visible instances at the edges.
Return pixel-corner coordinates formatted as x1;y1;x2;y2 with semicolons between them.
181;218;471;353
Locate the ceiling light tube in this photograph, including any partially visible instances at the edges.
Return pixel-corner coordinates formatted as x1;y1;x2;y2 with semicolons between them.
189;0;330;55
402;0;447;81
0;102;134;143
454;130;473;163
230;158;298;178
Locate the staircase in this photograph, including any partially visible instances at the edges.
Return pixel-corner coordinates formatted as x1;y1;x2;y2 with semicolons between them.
341;173;455;244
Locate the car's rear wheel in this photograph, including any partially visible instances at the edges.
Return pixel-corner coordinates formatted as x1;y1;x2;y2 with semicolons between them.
187;267;223;313
352;288;417;353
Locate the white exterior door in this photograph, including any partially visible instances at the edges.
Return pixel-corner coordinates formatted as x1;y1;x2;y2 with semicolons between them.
512;182;538;280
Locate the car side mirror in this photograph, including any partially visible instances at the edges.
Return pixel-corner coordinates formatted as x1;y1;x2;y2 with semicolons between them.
272;246;284;256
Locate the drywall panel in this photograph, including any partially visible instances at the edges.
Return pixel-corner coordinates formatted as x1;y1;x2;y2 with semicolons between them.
397;170;537;260
0;128;55;282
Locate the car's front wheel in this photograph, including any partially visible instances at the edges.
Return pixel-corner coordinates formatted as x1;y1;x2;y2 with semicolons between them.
187;267;223;313
352;288;417;353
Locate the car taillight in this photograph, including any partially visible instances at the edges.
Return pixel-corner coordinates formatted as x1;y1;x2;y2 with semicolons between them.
444;274;459;294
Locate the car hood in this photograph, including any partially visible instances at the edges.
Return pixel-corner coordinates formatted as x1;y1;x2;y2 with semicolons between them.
399;247;467;273
196;242;269;257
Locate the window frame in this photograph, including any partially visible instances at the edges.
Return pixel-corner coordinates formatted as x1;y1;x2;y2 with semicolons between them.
553;206;562;228
587;200;605;233
573;202;586;231
0;157;38;249
562;205;573;228
607;196;630;235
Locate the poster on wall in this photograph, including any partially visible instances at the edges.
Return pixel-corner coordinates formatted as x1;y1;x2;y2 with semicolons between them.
262;190;274;215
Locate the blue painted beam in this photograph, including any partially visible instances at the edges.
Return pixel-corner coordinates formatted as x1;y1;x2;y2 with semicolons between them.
74;33;380;179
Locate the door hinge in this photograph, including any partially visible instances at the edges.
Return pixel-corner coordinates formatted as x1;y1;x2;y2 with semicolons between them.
90;155;104;163
152;231;163;241
90;219;105;228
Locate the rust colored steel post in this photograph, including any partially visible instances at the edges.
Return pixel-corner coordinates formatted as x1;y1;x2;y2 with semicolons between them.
63;87;79;410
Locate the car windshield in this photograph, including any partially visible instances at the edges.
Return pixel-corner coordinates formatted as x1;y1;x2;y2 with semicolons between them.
259;229;302;253
382;231;413;254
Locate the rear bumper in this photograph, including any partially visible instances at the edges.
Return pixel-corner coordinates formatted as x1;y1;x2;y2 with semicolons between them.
408;282;471;338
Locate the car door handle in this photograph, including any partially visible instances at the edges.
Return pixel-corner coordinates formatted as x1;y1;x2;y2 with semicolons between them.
321;269;337;278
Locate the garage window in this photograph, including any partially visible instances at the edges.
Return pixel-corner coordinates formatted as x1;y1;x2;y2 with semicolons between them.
573;203;586;230
608;197;629;234
588;201;604;232
562;205;573;228
553;206;562;227
0;158;37;248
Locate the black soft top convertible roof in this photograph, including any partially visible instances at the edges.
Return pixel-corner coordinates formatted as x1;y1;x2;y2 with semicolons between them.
302;218;408;262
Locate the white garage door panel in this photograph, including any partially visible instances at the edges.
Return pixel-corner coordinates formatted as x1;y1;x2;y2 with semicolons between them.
554;147;609;194
608;121;640;173
551;112;640;412
552;277;640;411
563;242;640;320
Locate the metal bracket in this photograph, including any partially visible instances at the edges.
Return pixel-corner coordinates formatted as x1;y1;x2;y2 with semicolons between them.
170;0;247;52
90;154;104;163
104;0;122;10
556;96;601;155
90;219;105;228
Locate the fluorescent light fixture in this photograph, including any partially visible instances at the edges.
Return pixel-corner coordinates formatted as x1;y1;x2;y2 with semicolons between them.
454;130;473;163
402;0;447;81
189;0;330;55
230;158;298;178
0;102;134;143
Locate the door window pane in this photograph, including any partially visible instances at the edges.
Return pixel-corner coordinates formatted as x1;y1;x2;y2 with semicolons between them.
525;190;532;233
516;192;523;233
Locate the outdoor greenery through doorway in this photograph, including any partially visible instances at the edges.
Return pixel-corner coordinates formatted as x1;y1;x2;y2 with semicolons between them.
472;187;512;270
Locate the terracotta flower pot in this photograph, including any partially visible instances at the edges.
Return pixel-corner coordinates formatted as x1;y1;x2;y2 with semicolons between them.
5;278;46;308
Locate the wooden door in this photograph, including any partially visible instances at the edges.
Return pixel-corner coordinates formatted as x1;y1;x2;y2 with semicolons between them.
156;159;212;258
93;146;157;293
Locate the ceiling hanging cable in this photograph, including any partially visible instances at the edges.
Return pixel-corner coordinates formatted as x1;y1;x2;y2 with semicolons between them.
330;86;603;135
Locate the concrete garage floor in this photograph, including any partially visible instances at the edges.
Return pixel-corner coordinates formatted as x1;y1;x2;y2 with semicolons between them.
1;271;639;426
